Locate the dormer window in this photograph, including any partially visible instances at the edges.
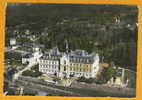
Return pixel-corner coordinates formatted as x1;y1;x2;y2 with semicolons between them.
87;59;89;63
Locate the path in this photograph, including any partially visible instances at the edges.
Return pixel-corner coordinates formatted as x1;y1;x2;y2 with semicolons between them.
13;62;37;80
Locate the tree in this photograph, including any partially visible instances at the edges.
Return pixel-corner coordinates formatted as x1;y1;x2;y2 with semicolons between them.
22;70;33;76
4;81;9;92
22;70;42;77
102;62;116;82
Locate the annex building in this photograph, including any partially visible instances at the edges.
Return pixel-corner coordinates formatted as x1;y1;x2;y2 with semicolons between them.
22;45;43;64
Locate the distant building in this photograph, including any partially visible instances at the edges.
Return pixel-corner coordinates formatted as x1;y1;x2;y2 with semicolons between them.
10;38;16;45
25;29;30;35
107;67;130;87
114;16;121;24
39;44;100;78
22;43;44;50
10;38;18;50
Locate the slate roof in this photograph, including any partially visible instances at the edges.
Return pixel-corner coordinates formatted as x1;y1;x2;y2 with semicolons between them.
40;53;62;60
23;53;34;58
40;48;97;63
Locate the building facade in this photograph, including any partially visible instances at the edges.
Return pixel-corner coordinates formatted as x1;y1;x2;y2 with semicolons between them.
39;47;100;78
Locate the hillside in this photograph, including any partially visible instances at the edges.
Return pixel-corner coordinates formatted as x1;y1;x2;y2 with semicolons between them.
5;3;138;71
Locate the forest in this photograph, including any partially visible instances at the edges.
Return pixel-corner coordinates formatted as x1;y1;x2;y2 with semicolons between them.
6;4;138;71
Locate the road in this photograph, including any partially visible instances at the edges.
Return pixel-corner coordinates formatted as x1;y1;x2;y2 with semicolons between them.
5;47;29;55
15;79;81;96
71;82;135;97
13;75;135;97
13;62;37;80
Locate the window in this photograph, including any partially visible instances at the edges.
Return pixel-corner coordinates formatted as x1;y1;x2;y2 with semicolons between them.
64;66;66;71
64;60;66;64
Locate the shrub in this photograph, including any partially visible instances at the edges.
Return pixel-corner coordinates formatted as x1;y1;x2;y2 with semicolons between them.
22;70;42;77
77;76;96;84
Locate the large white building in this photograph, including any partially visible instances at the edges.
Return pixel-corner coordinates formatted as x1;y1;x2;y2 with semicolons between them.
39;47;100;78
